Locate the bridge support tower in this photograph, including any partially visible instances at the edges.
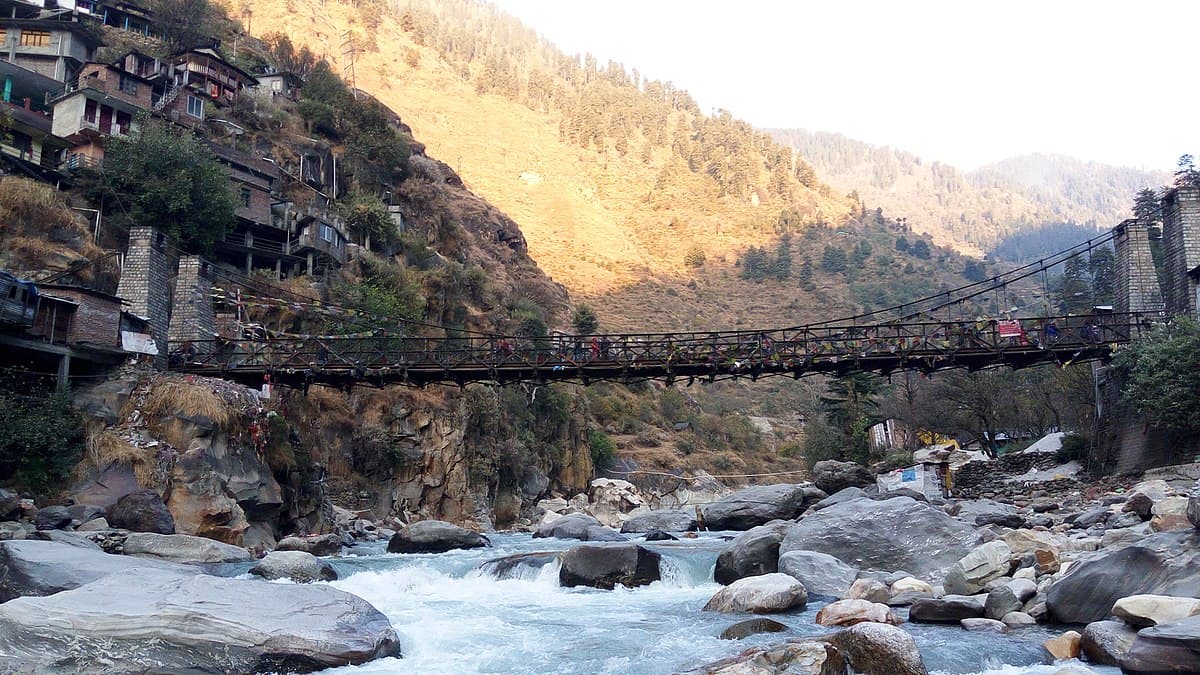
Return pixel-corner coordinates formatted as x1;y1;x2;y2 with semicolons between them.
1112;217;1163;315
169;256;216;356
1161;184;1200;318
116;226;171;368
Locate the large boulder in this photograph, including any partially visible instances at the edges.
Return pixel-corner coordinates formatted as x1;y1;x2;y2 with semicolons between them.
386;520;489;554
779;497;980;578
909;595;987;623
942;540;1013;595
122;532;252;564
702;484;826;531
587;478;645;528
714;522;788;585
811;460;874;494
810;486;867;511
703;573;808;614
1189;494;1200;530
533;512;626;541
276;534;343;557
1112;594;1200;628
250;551;337;583
106;490;174;534
1121;614;1200;674
559;543;660;590
718;618;790;640
682;639;845;675
1080;620;1138;666
478;552;561;580
820;622;928;675
778;550;859;598
619;509;698;533
0;489;22;521
0;568;400;671
33;506;72;531
815;599;901;627
0;540;183;602
1045;531;1200;624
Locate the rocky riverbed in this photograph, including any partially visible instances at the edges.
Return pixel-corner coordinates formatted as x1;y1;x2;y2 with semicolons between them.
0;457;1198;673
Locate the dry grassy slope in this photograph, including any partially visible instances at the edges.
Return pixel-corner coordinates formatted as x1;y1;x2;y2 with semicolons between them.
231;0;860;333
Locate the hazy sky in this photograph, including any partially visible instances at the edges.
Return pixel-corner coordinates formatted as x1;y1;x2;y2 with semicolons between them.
491;0;1198;171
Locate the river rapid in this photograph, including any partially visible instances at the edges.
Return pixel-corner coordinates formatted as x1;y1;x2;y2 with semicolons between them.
297;533;1117;675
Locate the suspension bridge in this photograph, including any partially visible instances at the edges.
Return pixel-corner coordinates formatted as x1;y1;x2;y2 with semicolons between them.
170;227;1165;389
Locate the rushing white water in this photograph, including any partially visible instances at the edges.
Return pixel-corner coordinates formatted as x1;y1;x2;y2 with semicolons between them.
315;533;1118;675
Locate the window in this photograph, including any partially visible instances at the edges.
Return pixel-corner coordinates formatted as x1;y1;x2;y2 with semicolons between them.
320;224;334;242
240;187;252;208
186;94;203;118
119;75;138;95
19;30;50;47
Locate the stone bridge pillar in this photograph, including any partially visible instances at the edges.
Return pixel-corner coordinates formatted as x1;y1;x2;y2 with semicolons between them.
169;256;216;356
1161;185;1200;317
1112;218;1163;315
116;226;170;367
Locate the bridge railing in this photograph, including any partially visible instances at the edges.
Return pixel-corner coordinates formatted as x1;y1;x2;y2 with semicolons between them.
170;312;1158;383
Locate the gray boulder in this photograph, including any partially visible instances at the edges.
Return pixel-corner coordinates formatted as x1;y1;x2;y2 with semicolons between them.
950;498;1016;525
0;568;400;671
619;509;698;533
250;551;337;583
810;486;867;511
682;639;844;674
718;618;790;640
1045;531;1200;624
909;595;986;623
0;540;183;602
386;520;489;554
1080;620;1138;666
703;573;808;614
702;483;826;531
1070;506;1110;529
820;622;928;675
106;490;174;534
0;489;20;521
33;506;72;531
811;460;874;494
533;513;626;541
780;497;980;578
1121;614;1200;674
123;532;252;563
778;550;859;598
558;543;660;590
478;551;561;580
714;522;788;585
276;534;343;556
1189;494;1200;530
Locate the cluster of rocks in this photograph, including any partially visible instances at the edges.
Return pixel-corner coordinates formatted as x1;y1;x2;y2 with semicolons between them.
952;451;1066;499
669;471;1200;675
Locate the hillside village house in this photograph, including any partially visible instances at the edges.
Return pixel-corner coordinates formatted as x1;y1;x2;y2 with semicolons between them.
0;0;100;83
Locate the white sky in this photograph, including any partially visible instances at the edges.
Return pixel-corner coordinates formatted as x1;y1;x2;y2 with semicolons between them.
491;0;1199;171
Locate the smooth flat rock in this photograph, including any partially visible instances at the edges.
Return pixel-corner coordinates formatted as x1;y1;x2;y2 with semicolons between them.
1120;614;1200;673
718;618;790;640
276;534;343;556
122;532;252;563
0;568;400;672
703;573;808;614
780;497;980;579
0;540;183;603
1112;594;1200;628
815;598;901;627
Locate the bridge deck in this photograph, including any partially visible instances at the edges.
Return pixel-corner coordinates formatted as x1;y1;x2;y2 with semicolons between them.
173;312;1154;388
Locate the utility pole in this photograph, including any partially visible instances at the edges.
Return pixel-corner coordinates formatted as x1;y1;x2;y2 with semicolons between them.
340;31;358;100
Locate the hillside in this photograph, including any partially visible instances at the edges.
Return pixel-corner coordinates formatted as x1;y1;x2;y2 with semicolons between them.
768;129;1171;257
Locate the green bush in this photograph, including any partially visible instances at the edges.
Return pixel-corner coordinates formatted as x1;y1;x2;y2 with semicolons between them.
0;380;84;494
1056;433;1089;463
588;429;615;469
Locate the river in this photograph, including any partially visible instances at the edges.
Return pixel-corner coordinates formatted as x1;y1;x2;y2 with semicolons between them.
307;533;1117;675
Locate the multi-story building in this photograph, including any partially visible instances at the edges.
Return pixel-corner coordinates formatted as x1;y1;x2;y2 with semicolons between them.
49;58;152;165
0;0;101;83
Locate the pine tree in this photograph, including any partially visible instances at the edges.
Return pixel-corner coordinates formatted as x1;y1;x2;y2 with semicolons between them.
820;245;847;274
1133;188;1161;220
771;235;792;281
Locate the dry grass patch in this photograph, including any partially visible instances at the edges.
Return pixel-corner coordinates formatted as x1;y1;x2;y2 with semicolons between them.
141;380;235;430
79;426;158;487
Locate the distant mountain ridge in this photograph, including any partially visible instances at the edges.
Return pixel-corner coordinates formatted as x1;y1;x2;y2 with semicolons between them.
768;129;1171;256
